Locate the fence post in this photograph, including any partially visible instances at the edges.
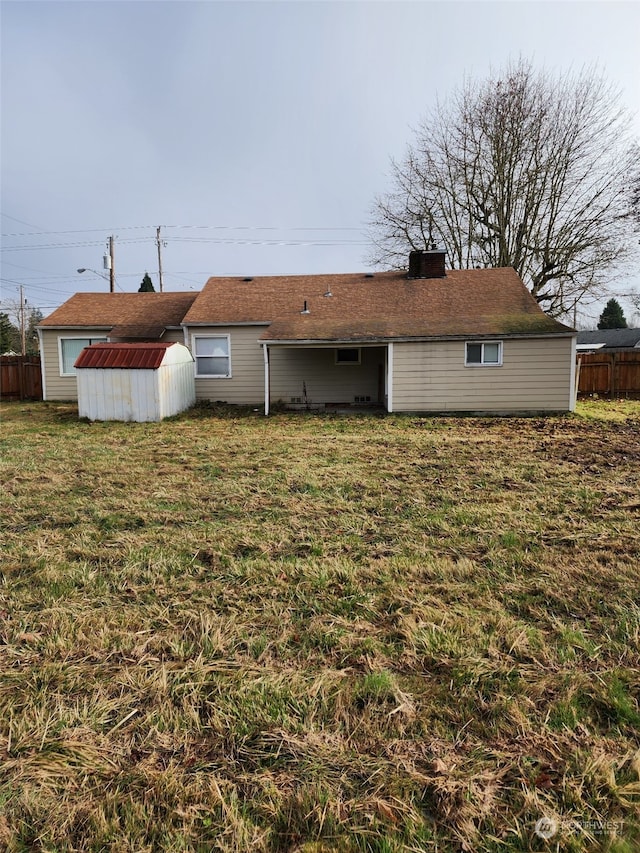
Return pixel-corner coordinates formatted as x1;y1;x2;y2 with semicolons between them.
574;357;582;408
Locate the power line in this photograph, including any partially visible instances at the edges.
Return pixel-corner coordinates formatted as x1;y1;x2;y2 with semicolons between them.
0;270;188;283
0;212;45;231
1;226;149;238
1;236;367;251
0;278;96;295
1;223;364;238
0;238;153;252
167;236;366;244
0;260;65;275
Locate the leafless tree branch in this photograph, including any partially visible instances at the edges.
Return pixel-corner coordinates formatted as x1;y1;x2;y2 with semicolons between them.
368;60;638;318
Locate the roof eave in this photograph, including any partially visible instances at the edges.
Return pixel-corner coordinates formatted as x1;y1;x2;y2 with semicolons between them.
38;324;114;330
262;331;577;345
183;320;272;327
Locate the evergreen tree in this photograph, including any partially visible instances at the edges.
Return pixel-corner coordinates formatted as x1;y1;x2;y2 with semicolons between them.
597;299;628;329
25;308;43;354
138;273;155;292
0;312;20;353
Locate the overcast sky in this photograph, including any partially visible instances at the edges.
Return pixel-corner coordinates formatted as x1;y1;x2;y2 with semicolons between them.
1;0;639;326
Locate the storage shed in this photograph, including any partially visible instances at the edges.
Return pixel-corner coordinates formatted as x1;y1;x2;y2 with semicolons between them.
75;342;195;422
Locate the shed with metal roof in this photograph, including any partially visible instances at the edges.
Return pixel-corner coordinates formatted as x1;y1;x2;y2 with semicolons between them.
75;342;195;422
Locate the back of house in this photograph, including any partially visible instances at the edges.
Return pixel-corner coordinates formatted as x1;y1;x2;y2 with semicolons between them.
39;251;576;415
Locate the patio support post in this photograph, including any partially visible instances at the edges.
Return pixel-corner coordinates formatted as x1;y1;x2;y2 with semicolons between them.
36;327;47;401
263;343;270;416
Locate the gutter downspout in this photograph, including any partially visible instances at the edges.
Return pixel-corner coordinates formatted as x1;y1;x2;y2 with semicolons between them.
263;343;270;416
387;343;393;412
36;327;47;400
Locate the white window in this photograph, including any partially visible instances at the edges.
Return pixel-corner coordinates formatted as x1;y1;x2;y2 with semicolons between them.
193;335;231;377
335;348;361;365
59;337;107;375
465;341;502;366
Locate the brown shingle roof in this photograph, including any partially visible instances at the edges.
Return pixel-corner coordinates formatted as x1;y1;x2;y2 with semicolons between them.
183;268;572;341
39;293;197;331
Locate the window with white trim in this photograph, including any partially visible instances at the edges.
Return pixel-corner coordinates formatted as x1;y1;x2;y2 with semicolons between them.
59;337;107;375
465;341;502;366
193;335;231;377
335;348;361;365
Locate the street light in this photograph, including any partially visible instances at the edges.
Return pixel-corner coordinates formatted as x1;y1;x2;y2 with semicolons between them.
77;267;108;278
77;268;117;291
77;236;115;291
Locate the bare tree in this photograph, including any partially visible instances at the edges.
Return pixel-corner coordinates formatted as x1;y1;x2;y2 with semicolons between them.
630;158;640;230
369;60;638;318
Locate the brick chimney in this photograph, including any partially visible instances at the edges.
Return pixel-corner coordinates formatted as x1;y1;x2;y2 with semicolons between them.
408;249;446;279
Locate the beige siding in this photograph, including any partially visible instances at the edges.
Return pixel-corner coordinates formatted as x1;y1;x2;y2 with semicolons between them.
162;330;185;345
392;337;574;413
189;326;265;404
109;329;184;345
40;328;109;400
41;328;185;401
270;346;385;406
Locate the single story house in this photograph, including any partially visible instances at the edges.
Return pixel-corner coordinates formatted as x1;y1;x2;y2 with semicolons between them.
39;251;577;414
37;292;197;401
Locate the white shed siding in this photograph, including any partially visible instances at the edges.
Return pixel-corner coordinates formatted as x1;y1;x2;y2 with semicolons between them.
392;337;575;412
190;326;265;404
76;343;195;422
269;346;385;405
157;360;196;419
77;368;157;421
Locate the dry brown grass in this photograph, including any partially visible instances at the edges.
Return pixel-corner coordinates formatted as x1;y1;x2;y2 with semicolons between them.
1;400;639;851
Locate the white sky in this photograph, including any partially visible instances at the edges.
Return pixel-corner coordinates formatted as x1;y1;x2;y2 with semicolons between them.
1;0;639;326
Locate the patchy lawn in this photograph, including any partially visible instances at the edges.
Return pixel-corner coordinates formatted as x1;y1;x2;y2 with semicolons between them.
1;401;639;852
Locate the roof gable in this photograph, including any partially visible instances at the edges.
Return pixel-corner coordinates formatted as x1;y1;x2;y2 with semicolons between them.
39;292;197;331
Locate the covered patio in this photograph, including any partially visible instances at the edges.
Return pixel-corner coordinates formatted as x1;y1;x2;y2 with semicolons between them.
261;343;391;414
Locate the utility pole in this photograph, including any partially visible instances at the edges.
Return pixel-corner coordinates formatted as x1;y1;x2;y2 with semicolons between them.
156;226;164;292
19;285;26;355
108;235;115;293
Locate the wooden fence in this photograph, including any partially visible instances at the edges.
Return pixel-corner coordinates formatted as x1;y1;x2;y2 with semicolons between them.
0;355;43;401
2;352;637;404
577;351;640;398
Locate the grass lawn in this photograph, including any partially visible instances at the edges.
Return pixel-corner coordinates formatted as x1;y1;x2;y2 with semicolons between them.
1;400;639;852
